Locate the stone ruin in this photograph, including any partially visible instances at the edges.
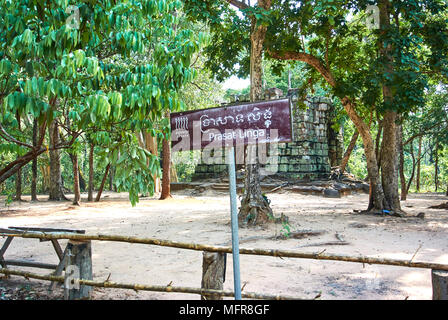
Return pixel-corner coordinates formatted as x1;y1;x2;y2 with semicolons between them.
192;87;344;182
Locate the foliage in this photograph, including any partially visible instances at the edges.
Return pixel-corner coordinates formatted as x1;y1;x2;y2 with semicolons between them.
172;150;201;182
174;52;224;182
267;0;448;112
184;0;251;81
0;0;207;205
1;0;447;203
3;191;13;207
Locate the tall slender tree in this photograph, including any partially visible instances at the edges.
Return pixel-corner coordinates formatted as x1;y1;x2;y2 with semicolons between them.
185;0;277;224
31;118;38;201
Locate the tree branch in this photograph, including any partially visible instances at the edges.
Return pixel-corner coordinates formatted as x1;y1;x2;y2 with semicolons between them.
0;123;34;149
267;50;336;87
403;122;447;146
325;27;331;69
190;82;204;91
0;147;47;184
226;0;249;10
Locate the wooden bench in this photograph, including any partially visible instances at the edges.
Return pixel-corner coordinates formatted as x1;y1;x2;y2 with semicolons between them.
0;226;85;291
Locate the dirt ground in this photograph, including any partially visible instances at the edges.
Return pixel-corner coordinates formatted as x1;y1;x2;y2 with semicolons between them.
0;188;447;300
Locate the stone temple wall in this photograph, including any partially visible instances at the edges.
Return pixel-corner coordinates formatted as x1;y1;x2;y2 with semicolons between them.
192;88;343;181
276;95;332;180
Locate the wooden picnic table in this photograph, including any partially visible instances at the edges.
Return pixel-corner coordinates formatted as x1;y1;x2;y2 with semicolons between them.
0;226;85;290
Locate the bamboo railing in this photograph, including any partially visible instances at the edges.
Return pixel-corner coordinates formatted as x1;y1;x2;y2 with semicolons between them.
1;231;447;271
1;230;447;300
0;268;301;300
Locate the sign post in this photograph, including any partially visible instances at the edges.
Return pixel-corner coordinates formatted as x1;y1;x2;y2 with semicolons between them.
227;145;242;300
170;98;293;300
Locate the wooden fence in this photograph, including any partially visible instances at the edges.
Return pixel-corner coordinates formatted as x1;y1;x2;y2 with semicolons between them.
0;231;447;300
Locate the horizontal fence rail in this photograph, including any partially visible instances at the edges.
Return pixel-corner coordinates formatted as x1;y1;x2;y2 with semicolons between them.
0;268;302;300
1;231;448;271
1;230;448;300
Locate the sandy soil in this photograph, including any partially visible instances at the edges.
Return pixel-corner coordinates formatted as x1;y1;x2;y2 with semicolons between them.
0;189;447;300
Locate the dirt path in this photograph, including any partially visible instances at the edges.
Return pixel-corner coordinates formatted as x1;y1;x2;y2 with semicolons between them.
0;190;447;300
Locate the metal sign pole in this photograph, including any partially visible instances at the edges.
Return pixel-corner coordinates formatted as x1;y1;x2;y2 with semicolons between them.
227;146;242;300
170;98;293;301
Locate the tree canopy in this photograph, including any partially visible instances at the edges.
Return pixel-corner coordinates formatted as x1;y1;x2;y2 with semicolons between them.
0;0;207;204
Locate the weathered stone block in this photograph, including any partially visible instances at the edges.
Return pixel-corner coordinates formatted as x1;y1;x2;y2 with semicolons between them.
300;164;310;172
324;188;341;198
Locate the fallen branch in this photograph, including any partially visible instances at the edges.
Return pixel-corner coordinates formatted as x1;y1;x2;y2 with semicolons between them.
273;230;327;241
230;230;326;244
429;202;448;210
410;244;423;263
298;241;350;248
268;183;289;193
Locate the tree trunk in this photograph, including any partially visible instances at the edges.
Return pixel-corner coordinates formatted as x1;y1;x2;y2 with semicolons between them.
48;120;67;201
69;153;85;192
145;132;161;193
378;0;402;214
238;7;274;225
327;104;344;168
109;166;115;192
288;70;292;89
138;130;162;195
88;144;94;201
95;163;110;202
434;140;439;192
78;168;86;192
14;113;22;201
40;163;50;193
416;136;422;192
398;125;407;201
375;120;383;169
340;129;359;174
72;153;81;206
342;98;385;212
160;127;172;200
31;119;38;201
380;111;401;212
15;168;22;201
239;145;274;225
407;141;416;195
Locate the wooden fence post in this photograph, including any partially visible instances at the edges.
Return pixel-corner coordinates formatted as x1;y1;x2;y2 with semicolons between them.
432;269;448;300
201;251;226;300
64;240;93;300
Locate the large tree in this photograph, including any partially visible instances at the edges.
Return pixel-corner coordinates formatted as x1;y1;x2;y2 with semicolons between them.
185;0;279;225
0;0;205;205
185;0;447;215
266;0;447;214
